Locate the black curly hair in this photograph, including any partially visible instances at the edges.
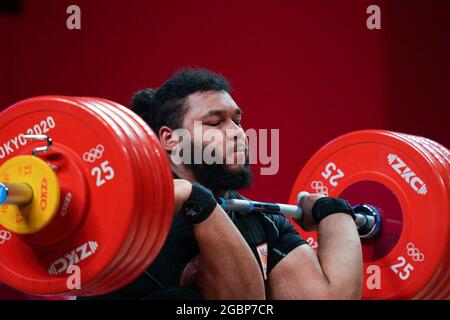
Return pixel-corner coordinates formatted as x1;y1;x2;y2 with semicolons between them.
131;68;231;136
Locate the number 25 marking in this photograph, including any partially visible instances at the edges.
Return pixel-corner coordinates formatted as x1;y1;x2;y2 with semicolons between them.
91;161;115;187
321;162;345;187
391;256;414;281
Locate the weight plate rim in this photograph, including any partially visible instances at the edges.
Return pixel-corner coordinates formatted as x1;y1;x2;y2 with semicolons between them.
93;98;174;294
388;133;449;299
75;98;161;295
97;98;175;291
400;135;450;299
61;97;147;296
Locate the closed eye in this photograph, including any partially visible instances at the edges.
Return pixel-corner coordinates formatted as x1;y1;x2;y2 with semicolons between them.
206;121;221;126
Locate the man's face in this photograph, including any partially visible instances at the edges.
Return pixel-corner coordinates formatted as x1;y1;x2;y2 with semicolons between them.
179;90;253;192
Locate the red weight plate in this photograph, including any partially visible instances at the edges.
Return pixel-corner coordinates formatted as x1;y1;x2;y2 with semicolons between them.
75;98;172;295
95;98;174;288
59;97;147;296
70;98;148;295
413;139;449;300
93;99;168;294
400;135;450;299
288;130;449;300
384;133;448;299
415;138;450;300
406;136;449;300
95;98;174;293
39;97;142;296
76;98;161;295
0;96;139;295
95;100;174;294
420;137;450;163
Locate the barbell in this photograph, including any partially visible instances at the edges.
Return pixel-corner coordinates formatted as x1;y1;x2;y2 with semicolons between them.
0;96;448;299
218;198;382;239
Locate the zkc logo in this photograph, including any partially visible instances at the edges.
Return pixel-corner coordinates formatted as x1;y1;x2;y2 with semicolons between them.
48;241;99;275
387;154;427;195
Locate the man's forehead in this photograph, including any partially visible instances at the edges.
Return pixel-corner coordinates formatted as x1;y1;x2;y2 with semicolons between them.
186;91;242;117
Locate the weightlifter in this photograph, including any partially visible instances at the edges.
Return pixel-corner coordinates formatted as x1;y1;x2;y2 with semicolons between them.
78;69;362;300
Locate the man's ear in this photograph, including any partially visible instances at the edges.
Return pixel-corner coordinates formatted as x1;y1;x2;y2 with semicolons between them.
159;126;179;152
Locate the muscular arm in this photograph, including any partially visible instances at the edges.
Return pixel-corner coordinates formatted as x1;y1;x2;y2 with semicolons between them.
174;179;265;300
267;210;363;299
192;205;266;300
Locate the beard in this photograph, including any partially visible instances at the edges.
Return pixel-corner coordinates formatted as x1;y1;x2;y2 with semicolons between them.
186;141;253;193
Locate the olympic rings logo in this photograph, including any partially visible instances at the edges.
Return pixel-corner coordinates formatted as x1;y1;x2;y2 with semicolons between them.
407;243;425;262
0;230;12;244
311;181;329;196
83;145;105;163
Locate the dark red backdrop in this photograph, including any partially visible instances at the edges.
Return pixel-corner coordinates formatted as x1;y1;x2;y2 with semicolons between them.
1;0;449;202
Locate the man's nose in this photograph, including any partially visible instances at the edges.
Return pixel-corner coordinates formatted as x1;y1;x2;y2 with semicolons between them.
226;125;246;143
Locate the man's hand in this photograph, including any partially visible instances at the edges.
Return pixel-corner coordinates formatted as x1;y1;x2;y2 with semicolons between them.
296;193;325;231
268;192;363;299
173;179;192;215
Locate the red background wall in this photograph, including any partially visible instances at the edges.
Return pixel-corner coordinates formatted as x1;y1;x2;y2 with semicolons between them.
0;0;449;202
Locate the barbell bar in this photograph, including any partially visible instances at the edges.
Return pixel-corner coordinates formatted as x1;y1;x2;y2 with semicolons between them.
217;198;382;239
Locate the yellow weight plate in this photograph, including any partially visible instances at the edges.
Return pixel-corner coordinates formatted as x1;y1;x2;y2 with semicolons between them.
0;155;60;234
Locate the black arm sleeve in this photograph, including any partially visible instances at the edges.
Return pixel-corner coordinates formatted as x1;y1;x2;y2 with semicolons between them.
265;214;308;273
